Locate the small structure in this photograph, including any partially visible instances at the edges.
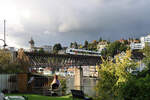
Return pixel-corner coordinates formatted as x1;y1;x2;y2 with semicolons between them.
97;41;108;52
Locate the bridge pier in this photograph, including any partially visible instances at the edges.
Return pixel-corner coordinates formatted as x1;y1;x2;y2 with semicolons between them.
74;66;83;90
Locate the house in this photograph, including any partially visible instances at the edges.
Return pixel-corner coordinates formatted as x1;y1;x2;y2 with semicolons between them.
97;41;108;52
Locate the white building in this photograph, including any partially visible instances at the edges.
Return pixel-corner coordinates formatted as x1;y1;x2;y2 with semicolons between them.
130;34;150;50
130;42;145;50
140;35;150;43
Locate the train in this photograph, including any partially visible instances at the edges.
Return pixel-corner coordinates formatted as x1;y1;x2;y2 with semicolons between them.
66;48;101;56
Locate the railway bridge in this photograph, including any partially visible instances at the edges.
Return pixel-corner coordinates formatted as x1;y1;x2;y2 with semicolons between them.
16;49;102;91
24;52;101;67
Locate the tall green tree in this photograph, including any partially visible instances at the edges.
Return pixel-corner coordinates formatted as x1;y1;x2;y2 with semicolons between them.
70;42;73;48
99;37;103;42
74;42;78;49
96;50;137;100
83;40;88;50
53;43;62;54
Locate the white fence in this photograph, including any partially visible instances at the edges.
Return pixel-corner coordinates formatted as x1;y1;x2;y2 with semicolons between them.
0;74;17;92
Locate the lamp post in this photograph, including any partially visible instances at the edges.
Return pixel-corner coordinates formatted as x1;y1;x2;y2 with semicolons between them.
0;20;7;49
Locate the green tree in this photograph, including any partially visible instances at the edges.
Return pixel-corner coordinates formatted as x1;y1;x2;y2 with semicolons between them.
83;40;88;50
74;42;78;49
39;48;44;53
99;37;103;42
142;43;150;69
0;49;28;73
88;40;98;51
101;41;128;57
53;43;62;54
120;74;150;100
96;50;137;100
70;42;73;48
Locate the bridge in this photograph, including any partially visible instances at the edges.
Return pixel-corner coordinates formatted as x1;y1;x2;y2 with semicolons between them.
16;49;102;91
21;52;102;68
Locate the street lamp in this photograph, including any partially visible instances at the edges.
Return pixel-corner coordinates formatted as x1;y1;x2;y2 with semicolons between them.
0;20;7;49
0;39;7;48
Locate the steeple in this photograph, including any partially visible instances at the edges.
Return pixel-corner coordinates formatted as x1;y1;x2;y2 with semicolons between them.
29;37;35;49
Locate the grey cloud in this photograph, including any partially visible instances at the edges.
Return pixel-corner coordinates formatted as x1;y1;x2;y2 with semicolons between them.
0;0;150;48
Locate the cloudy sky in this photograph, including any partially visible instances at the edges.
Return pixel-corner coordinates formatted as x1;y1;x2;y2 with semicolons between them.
0;0;150;49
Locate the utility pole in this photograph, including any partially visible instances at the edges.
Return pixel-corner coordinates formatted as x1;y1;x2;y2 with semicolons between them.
3;20;7;49
0;20;7;49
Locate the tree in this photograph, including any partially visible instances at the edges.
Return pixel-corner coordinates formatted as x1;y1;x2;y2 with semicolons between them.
53;43;62;54
96;50;137;100
17;48;30;73
0;49;28;73
39;48;44;53
83;40;88;50
120;74;150;100
87;40;98;51
101;41;128;57
99;37;103;42
142;43;150;69
70;42;73;48
74;42;78;49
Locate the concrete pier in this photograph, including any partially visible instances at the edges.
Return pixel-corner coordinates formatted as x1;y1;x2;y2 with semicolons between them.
74;66;83;90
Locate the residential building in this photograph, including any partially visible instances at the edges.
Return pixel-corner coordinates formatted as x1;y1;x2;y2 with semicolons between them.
97;41;108;52
130;34;150;50
130;42;145;50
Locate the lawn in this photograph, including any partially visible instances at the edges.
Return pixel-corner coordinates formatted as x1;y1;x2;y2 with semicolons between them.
6;94;72;100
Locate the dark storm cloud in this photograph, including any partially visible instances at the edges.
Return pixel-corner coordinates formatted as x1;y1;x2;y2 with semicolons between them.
0;0;150;48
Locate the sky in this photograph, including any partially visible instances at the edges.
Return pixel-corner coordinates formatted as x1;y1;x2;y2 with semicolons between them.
0;0;150;49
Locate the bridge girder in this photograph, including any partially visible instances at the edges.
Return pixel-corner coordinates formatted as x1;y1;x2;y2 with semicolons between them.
23;52;102;68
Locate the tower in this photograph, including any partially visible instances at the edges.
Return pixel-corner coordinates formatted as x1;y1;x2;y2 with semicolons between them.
29;37;35;51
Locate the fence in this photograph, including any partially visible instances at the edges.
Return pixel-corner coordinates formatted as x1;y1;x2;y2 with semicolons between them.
0;74;53;94
0;74;98;97
0;74;17;92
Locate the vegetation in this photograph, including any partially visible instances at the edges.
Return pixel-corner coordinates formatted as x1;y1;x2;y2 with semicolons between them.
120;74;150;100
96;50;137;100
53;43;62;54
101;41;128;57
83;40;88;50
96;46;150;100
60;78;67;95
0;50;28;73
6;94;72;100
38;48;45;53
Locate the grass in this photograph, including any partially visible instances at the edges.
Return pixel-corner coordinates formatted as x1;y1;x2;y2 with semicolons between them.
6;94;72;100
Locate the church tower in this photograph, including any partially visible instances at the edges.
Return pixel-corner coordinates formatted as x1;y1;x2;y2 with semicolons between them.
29;37;35;51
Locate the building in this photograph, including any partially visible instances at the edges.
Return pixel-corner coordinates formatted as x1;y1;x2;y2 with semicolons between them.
29;38;53;53
130;42;145;50
97;41;108;52
130;35;150;50
41;45;53;53
89;66;98;77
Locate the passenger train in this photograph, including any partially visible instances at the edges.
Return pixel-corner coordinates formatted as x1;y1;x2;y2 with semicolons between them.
66;48;101;56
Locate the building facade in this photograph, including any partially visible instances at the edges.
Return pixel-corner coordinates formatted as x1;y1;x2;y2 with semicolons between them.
130;35;150;50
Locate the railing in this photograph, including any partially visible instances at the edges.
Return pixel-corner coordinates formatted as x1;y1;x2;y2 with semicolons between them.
0;74;17;93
